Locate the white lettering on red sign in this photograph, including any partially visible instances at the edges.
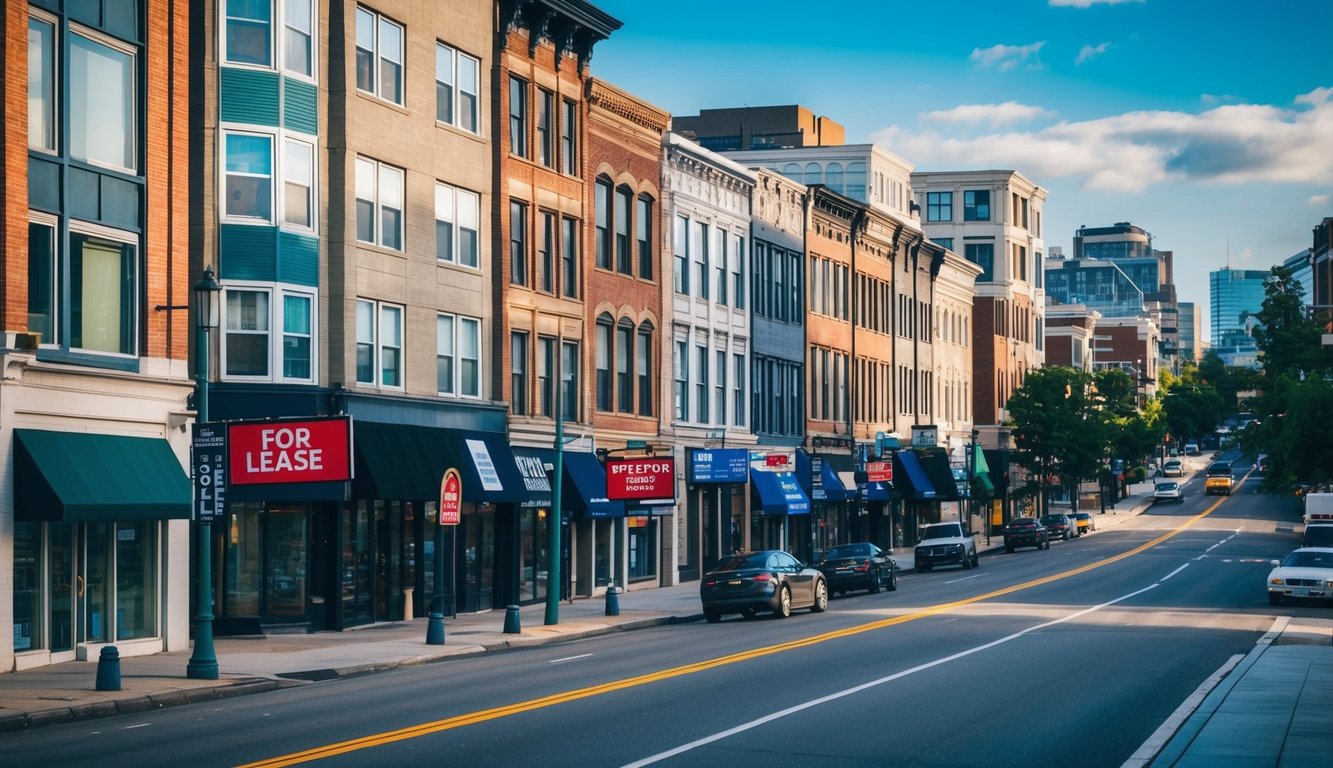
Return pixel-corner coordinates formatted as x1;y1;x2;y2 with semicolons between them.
244;427;325;474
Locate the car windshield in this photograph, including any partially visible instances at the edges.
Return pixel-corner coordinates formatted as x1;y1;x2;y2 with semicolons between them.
921;523;962;539
823;544;869;560
1040;515;1064;524
1283;551;1333;568
1207;462;1232;476
712;552;770;572
1158;482;1179;491
1166;461;1181;467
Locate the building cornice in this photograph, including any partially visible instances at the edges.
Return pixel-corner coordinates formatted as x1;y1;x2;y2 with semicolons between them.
587;79;669;134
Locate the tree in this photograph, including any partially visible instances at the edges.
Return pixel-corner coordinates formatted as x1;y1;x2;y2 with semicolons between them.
1252;266;1329;381
1161;378;1226;446
1006;367;1105;516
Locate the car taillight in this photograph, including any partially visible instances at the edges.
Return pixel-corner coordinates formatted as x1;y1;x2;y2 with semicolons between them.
751;572;773;582
704;579;717;587
854;560;869;572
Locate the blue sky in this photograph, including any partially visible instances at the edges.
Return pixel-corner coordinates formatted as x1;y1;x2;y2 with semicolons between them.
593;0;1333;342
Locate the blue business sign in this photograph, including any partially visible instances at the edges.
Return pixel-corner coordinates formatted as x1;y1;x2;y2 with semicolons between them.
688;448;749;484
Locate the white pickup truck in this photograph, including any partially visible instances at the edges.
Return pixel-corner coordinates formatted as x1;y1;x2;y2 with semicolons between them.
913;521;979;572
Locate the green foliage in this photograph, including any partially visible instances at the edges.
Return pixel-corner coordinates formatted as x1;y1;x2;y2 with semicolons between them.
1161;377;1226;445
1006;366;1107;513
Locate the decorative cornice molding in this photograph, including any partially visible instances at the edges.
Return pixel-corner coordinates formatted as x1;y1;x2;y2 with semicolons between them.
587;80;670;133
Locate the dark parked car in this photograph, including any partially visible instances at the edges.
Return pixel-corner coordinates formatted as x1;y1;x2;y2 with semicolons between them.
816;542;898;595
1040;513;1076;541
1003;517;1050;553
700;550;828;623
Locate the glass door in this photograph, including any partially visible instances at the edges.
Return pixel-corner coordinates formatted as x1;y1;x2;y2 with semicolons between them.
265;508;308;621
82;523;111;644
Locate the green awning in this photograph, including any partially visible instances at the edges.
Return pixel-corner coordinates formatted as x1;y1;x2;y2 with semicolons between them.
974;472;995;494
14;428;192;522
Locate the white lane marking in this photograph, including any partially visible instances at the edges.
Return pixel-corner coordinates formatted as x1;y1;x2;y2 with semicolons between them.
944;574;982;584
1120;654;1243;768
621;580;1165;768
1161;563;1190;581
549;653;593;665
123;723;152;730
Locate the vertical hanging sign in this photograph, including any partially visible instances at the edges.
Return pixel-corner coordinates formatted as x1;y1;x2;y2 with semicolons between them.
192;423;227;522
439;467;462;526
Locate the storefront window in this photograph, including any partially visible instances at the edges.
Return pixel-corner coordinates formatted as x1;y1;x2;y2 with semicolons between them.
342;501;373;624
13;522;41;651
225;503;263;616
50;524;74;652
266;508;307;620
84;523;111;643
115;521;156;640
628;517;656;582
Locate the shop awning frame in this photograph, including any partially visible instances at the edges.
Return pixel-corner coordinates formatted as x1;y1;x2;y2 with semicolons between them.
750;469;811;515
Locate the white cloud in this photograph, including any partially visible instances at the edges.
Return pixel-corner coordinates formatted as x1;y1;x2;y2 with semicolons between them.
871;87;1333;193
922;102;1052;127
970;42;1045;72
1310;193;1331;206
1075;42;1111;65
1050;0;1145;7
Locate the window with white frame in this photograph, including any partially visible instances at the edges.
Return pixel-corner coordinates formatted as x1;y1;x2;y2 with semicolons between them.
673;215;689;295
283;0;314;77
283;138;313;228
224;0;272;67
714;228;727;305
28;14;55;152
356;156;404;250
674;338;688;421
696;344;709;423
355;6;403;105
222;285;315;382
437;313;481;397
733;352;746;426
225;134;273;220
69;226;138;356
71;29;136;173
694;222;710;300
511;331;528;415
435;182;480;267
356;299;402;387
436;42;479;132
732;233;745;310
714;349;726;425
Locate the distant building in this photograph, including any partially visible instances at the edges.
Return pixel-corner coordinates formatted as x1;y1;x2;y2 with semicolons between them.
1044;304;1101;372
672;105;845;151
1283;249;1314;306
1210;268;1268;366
1178;302;1203;363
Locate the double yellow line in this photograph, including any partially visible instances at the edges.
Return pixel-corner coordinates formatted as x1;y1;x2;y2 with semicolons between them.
241;494;1232;767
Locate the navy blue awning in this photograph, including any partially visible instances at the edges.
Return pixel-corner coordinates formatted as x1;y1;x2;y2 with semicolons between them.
893;450;937;500
439;430;529;504
751;469;811;515
511;447;624;518
796;450;851;503
863;482;892;502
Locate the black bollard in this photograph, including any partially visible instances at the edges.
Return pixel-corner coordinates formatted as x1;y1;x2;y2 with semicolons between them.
95;646;121;691
425;611;445;645
604;584;620;617
503;604;522;634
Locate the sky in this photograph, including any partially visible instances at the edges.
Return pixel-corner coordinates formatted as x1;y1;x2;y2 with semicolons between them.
591;0;1333;342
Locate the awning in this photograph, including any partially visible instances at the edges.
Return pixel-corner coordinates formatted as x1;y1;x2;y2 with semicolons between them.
892;450;937;500
917;448;962;501
511;447;625;518
750;469;811;515
796;450;851;503
14;428;191;522
974;472;995;495
863;482;892;502
354;423;528;504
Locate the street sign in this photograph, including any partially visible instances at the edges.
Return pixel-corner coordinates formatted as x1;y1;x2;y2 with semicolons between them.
866;460;893;482
439;468;462;526
192;423;227;522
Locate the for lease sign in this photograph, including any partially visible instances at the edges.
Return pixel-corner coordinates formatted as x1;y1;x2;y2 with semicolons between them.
229;417;352;485
605;457;676;501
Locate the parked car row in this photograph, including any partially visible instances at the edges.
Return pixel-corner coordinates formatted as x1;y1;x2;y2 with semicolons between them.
700;543;902;623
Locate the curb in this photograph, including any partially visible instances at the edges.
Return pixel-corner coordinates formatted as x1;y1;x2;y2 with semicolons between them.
0;678;280;734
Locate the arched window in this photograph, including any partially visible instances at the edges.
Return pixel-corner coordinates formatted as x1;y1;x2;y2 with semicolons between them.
616;318;634;412
595;313;613;411
826;162;844;195
782;163;802;183
637;321;655;416
804;162;822;187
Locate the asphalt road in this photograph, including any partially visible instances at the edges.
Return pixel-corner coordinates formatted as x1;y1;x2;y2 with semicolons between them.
6;465;1318;768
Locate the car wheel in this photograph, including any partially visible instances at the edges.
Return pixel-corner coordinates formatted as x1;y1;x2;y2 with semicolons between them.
971;550;979;568
888;567;898;591
811;579;828;613
868;566;882;594
704;609;721;624
774;585;792;618
919;562;931;573
1005;545;1014;554
961;553;972;570
1268;592;1281;606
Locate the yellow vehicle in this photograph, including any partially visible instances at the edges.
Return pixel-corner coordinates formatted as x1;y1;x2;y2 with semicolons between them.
1205;461;1234;496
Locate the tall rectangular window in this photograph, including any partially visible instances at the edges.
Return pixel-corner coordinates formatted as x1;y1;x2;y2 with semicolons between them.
282;293;312;380
436;43;480;132
356;300;374;384
538;211;554;292
637;327;653;416
696;345;709;423
356;299;402;387
356;157;403;250
460;317;480;397
226;0;272;66
927;191;952;222
714;349;727;426
637;197;654;280
674;339;689;421
772;245;785;322
964;190;990;221
673;215;689;294
561;342;580;422
510;200;528;286
70;232;137;355
538;337;555;417
284;0;314;77
511;332;528;415
561;216;578;298
436;314;455;394
616;323;633;413
436;182;480;268
964;243;995;281
225;133;273;221
732;234;746;310
733;352;746;426
226;289;270;376
537;89;554;167
509;76;527;158
560;99;577;174
379;304;402;387
752;241;767;317
71;31;136;172
615;187;632;274
355;8;403;105
595;321;612;411
694;222;710;300
27;221;56;345
715;229;728;305
283;138;313;228
595;179;611;269
28;16;55;152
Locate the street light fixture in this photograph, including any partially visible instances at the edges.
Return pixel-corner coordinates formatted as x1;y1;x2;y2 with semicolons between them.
187;265;221;680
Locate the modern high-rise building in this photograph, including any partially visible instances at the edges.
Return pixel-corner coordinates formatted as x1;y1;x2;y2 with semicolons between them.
1313;217;1333;333
1210;268;1269;366
1178;302;1203;363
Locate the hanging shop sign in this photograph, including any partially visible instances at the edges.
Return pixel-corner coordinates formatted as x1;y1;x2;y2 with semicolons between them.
439;468;462;526
229;416;352;485
605;457;676;501
866;460;893;482
192;422;227;522
688;448;749;484
911;425;939;449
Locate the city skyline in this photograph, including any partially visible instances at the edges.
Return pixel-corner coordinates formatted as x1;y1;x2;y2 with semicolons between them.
594;0;1333;343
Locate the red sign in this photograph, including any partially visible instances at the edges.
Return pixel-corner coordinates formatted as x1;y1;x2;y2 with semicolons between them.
439;468;462;526
765;453;789;467
229;417;352;485
605;457;676;501
867;461;893;482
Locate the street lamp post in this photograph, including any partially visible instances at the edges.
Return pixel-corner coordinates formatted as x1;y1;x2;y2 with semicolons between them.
187;266;222;680
966;429;978;530
545;361;566;626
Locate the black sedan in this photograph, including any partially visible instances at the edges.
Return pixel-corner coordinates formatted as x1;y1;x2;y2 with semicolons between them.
1003;517;1050;553
816;542;898;595
700;550;829;623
